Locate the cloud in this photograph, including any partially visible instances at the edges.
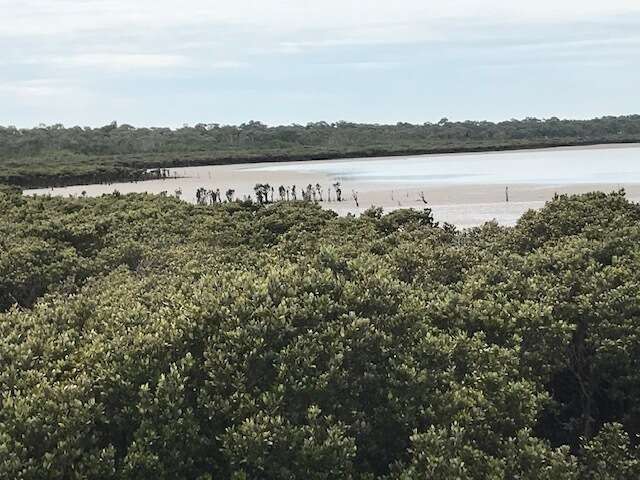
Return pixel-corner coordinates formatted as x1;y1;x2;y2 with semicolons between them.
497;35;640;52
3;0;640;38
2;1;640;126
0;79;74;99
32;55;243;73
322;62;402;71
52;54;188;70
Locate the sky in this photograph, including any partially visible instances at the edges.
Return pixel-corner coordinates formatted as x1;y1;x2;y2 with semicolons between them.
2;0;640;127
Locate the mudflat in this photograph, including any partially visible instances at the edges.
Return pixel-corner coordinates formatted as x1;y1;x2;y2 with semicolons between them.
24;143;640;227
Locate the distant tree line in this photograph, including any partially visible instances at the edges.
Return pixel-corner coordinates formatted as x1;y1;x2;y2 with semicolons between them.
3;115;640;188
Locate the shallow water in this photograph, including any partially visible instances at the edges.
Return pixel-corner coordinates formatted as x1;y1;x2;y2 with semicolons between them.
24;144;640;227
248;143;640;185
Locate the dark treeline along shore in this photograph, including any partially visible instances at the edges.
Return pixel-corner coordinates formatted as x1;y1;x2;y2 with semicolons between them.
3;114;640;188
2;186;640;478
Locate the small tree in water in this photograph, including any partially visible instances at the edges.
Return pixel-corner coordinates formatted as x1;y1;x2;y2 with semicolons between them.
254;184;264;204
253;184;271;204
196;187;207;205
333;182;342;202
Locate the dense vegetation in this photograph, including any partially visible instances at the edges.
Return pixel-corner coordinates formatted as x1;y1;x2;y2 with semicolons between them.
2;187;640;478
3;115;640;187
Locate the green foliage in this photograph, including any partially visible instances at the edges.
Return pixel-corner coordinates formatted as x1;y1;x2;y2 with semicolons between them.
3;116;640;187
579;423;640;479
1;189;640;478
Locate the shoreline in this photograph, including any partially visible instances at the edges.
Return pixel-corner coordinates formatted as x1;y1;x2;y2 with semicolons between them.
10;140;640;189
22;142;640;227
24;181;640;228
236;141;640;173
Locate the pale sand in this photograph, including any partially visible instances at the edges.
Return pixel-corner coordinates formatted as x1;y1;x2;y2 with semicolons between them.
327;183;640;228
25;172;640;229
23;143;640;228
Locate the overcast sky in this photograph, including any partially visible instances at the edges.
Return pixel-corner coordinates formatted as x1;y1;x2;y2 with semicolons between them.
2;0;640;127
